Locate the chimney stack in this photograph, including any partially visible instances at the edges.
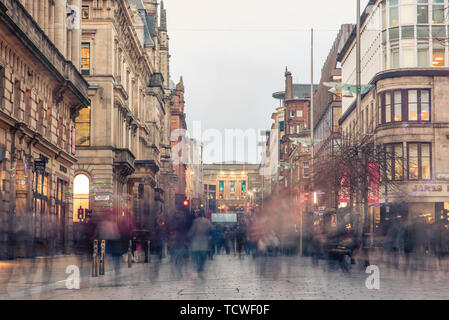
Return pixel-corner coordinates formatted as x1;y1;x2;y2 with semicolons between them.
285;67;293;101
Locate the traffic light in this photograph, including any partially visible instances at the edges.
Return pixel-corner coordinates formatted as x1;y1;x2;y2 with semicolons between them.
183;200;189;207
78;207;84;220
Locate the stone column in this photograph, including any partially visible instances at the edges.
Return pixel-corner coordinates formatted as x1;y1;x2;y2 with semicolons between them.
71;0;81;70
37;0;44;28
54;0;67;57
32;0;37;18
49;0;54;42
43;0;49;36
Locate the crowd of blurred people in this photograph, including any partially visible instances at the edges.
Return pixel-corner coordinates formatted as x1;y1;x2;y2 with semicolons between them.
4;202;449;295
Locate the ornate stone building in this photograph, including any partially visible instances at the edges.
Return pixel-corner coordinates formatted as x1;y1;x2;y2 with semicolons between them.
73;0;175;236
0;0;90;257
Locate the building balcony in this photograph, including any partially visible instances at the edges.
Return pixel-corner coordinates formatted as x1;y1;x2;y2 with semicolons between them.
113;148;136;176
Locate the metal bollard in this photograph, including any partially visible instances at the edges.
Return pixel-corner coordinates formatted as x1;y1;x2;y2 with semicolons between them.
128;240;132;268
234;237;237;256
92;240;98;277
147;240;151;263
99;240;106;275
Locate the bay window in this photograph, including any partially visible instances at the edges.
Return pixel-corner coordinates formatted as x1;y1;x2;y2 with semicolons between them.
379;89;431;124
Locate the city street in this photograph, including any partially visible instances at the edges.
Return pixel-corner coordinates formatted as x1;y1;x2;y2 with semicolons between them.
3;253;449;300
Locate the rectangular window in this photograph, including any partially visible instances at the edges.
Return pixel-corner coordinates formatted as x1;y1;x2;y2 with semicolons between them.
421;90;430;121
390;42;400;68
432;25;446;38
393;91;402;121
75;107;90;146
402;26;415;38
386;143;404;181
390;6;399;27
432;3;444;24
389;27;400;40
303;162;309;178
290;111;295;118
13;80;20;117
408;143;419;179
81;43;90;75
408;142;432;180
297;110;303;117
241;181;246;192
81;6;89;19
409;90;418;121
418;41;430;66
25;89;31;124
385;92;392;123
433;43;445;66
417;4;429;24
230;181;235;193
219;180;224;192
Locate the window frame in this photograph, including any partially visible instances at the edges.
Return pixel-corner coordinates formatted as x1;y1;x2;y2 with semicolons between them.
385;143;404;181
407;142;432;181
379;88;431;124
75;106;91;146
81;42;91;75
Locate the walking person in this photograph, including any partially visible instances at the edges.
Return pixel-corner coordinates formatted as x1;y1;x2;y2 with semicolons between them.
95;210;122;286
187;212;213;280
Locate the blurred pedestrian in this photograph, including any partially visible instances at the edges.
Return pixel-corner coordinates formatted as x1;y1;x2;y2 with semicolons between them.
187;212;213;279
95;210;122;286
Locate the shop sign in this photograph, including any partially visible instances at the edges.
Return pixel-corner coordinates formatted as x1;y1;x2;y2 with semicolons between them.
95;195;110;201
411;185;447;192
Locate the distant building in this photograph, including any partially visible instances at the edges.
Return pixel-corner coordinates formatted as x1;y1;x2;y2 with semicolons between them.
170;76;188;209
313;24;352;210
202;163;262;214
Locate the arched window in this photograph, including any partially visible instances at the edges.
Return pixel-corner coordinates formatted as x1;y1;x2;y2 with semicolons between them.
73;174;90;222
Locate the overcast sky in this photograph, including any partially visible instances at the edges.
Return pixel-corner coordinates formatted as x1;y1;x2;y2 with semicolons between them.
164;0;369;164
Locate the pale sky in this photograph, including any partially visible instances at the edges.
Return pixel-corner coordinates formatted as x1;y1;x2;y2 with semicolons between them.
164;0;370;163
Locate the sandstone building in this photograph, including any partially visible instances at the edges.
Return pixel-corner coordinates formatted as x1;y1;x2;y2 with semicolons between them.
0;0;90;257
339;0;449;228
73;0;175;237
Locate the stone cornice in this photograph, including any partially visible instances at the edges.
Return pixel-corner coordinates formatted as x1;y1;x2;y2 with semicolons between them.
114;0;153;81
0;0;89;108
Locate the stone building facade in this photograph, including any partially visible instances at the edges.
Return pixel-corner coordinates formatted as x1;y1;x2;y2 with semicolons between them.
73;0;175;236
313;24;352;210
202;163;262;214
0;0;89;257
169;76;187;210
339;0;449;228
